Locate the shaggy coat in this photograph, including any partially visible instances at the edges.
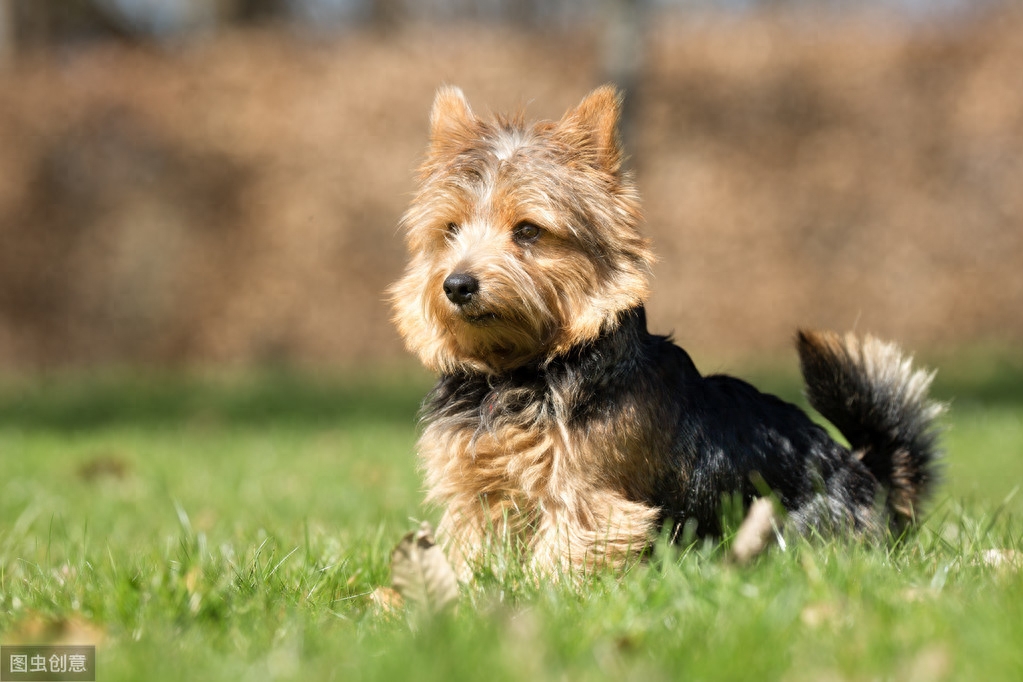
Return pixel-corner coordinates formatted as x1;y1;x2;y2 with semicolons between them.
391;86;943;575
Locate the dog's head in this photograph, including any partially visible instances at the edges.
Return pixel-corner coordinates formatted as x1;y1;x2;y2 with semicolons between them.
390;86;653;375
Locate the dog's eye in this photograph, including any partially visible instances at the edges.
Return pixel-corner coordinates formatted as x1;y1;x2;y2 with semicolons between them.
446;222;460;235
513;222;542;244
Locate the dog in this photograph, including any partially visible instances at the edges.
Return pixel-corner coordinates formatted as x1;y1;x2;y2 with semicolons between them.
390;85;944;576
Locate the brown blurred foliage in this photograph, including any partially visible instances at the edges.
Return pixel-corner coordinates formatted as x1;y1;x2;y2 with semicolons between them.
0;9;1021;370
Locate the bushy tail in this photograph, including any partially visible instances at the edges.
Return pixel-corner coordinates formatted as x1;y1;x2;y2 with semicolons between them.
796;330;946;527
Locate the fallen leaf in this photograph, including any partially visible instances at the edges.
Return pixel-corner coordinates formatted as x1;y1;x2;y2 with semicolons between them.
76;452;130;481
390;521;459;613
730;497;784;565
4;613;106;646
370;586;404;615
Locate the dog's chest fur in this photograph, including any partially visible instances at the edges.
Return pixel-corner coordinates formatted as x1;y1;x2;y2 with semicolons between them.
417;309;672;569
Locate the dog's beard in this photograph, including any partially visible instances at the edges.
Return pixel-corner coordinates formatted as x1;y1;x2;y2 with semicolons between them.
439;299;558;372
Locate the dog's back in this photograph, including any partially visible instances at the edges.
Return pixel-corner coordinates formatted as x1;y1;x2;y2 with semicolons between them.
644;324;944;538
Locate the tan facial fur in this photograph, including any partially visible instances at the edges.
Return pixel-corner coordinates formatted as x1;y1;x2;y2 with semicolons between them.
390;86;653;375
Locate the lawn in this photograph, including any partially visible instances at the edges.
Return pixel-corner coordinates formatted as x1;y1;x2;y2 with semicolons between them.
1;355;1021;681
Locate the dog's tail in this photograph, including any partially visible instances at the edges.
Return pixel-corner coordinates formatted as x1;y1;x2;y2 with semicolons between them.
796;330;945;528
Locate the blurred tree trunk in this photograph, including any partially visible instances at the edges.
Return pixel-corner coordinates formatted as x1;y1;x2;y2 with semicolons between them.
370;0;405;32
223;0;291;24
4;0;138;51
508;0;540;27
601;0;647;166
0;0;12;59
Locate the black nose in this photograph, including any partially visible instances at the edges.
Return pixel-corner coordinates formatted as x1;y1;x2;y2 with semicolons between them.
443;272;479;306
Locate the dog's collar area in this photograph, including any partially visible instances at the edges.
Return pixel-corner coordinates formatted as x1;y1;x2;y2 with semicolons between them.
442;305;650;390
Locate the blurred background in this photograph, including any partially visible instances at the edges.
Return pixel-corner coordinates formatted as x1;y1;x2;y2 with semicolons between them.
0;0;1021;373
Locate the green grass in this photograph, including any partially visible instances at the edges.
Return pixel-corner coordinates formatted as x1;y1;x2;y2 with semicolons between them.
1;358;1022;681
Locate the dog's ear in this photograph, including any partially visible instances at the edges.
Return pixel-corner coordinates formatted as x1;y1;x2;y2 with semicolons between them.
428;86;477;157
555;85;624;174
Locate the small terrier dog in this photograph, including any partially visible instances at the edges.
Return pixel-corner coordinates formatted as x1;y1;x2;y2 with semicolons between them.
390;85;944;575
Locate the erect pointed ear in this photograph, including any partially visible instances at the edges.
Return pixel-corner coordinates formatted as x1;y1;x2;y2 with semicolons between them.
555;85;625;173
428;86;477;156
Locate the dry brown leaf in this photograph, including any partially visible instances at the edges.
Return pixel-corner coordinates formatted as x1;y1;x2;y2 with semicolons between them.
76;452;130;481
369;586;404;615
390;522;459;613
4;613;106;646
730;497;783;565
